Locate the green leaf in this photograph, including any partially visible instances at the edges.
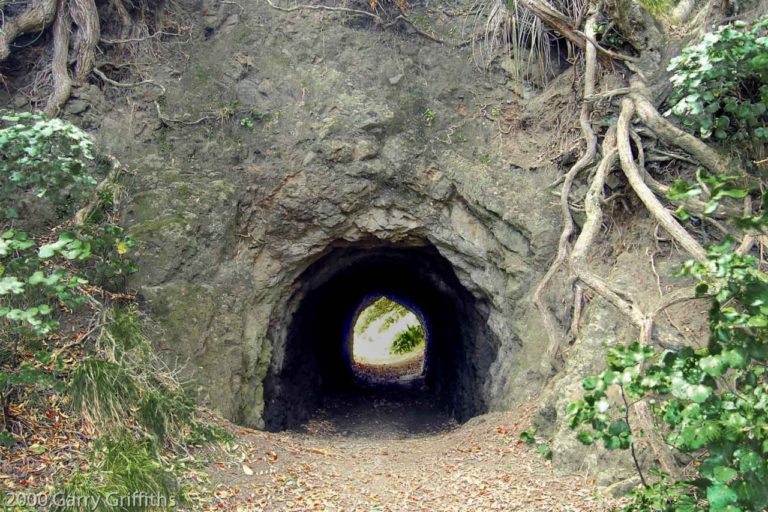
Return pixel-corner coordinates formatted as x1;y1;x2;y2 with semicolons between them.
582;375;600;391
708;484;739;509
38;239;67;258
0;276;24;295
701;355;725;376
735;449;762;472
576;431;594;445
0;431;15;447
713;465;738;483
607;419;631;436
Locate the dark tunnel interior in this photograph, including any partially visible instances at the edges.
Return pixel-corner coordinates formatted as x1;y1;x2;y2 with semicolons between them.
262;242;500;432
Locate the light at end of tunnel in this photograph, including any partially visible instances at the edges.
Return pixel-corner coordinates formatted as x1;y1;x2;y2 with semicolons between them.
351;296;426;381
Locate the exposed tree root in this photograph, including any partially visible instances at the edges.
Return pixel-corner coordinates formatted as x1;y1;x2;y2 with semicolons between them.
93;67;166;94
0;0;57;62
264;0;446;44
523;0;760;480
617;98;708;262
533;10;599;366
70;0;100;84
44;0;72;117
516;0;635;66
629;78;745;177
1;0;169;115
527;0;752;361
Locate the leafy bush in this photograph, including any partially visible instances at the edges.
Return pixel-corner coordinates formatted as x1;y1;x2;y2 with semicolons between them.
568;192;768;509
0;111;139;442
80;224;138;290
390;324;426;354
0;112;96;220
667;16;768;164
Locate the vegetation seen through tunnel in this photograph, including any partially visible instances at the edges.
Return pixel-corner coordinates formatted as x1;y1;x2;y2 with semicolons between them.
352;297;425;363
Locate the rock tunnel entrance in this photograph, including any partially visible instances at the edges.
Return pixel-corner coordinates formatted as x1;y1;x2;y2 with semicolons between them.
263;242;500;432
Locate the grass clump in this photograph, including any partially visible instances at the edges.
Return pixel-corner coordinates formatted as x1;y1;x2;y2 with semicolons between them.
55;434;181;511
138;387;195;442
69;358;138;428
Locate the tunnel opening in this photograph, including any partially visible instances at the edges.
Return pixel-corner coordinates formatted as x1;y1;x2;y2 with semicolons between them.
349;296;427;385
262;241;500;433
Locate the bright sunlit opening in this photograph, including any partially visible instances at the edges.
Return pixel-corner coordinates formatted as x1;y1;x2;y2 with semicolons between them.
351;296;426;382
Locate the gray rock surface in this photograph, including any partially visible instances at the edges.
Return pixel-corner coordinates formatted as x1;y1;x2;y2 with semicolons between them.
93;0;563;429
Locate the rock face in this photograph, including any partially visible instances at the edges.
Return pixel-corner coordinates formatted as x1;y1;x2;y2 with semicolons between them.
88;1;569;429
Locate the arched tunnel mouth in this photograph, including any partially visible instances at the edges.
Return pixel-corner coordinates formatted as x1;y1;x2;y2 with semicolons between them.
263;241;500;435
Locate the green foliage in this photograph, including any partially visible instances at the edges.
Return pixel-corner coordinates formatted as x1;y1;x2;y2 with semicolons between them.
107;305;146;354
1;230;90;335
0;111;138;439
70;358;139;427
185;422;236;446
0;111;219;508
79;224;138;290
625;471;700;512
519;428;552;460
390;324;426;355
422;107;436;127
667;17;768;163
519;427;537;445
568;190;768;510
0;112;95;220
536;442;553;460
667;171;752;222
138;387;195;441
99;435;176;498
354;296;408;334
55;434;179;511
637;0;672;16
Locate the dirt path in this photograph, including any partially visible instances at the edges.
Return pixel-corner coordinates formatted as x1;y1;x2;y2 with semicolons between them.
190;392;619;511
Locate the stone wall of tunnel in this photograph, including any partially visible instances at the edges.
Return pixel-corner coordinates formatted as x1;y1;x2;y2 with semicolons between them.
90;0;570;429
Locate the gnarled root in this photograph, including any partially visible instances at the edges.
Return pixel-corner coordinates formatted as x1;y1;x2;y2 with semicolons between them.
44;0;73;117
629;78;745;177
533;11;599;366
617;98;708;262
0;0;57;62
2;0;150;115
70;0;101;84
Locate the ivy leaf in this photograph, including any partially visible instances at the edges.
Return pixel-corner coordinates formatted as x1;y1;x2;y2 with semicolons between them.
713;465;738;483
701;355;725;377
735;449;762;472
576;431;594;445
582;375;599;391
0;276;24;295
708;484;739;509
38;238;68;258
689;385;712;403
